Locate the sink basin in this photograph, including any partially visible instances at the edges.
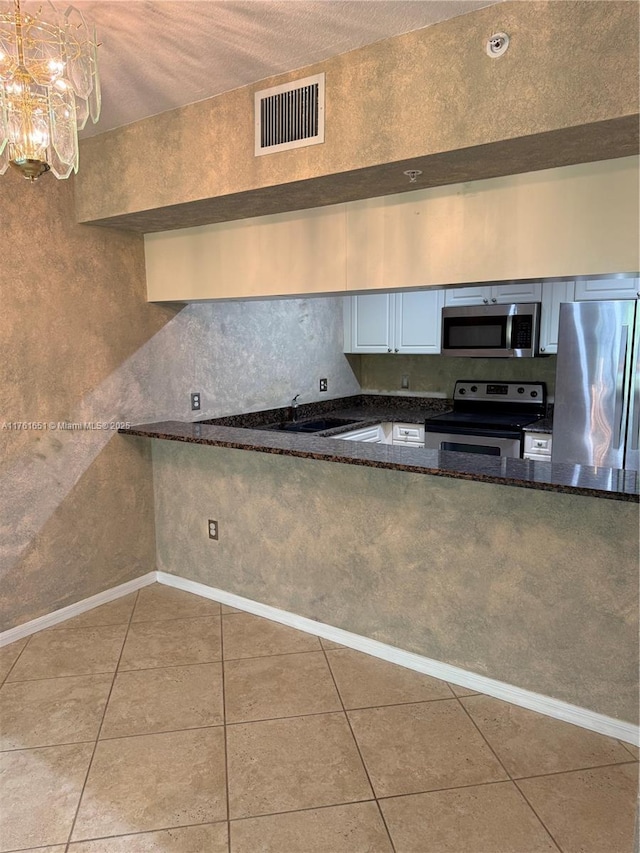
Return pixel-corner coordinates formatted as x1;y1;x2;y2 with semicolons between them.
258;417;361;434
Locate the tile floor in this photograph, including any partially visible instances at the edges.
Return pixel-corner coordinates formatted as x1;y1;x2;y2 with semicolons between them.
0;583;637;853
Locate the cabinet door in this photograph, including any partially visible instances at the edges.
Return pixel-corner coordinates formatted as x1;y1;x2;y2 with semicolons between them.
444;286;492;306
492;282;542;303
336;425;384;442
574;277;640;301
343;293;394;353
539;281;575;354
394;290;444;354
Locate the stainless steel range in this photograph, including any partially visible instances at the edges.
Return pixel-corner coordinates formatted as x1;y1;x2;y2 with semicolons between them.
424;381;547;458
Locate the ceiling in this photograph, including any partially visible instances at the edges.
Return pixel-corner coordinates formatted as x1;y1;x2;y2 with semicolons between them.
24;0;502;137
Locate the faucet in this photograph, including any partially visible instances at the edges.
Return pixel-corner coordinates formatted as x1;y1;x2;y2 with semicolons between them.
290;393;300;422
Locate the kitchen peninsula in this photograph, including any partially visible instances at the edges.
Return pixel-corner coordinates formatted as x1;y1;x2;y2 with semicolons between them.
120;394;639;501
120;398;639;727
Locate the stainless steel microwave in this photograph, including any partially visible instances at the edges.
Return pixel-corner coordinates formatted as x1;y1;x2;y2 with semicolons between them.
441;303;541;358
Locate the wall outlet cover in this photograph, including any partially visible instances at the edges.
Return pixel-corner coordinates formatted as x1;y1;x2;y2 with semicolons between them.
319;378;328;392
191;392;201;411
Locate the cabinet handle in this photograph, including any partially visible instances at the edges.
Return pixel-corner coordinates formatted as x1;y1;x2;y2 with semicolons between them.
388;348;392;353
483;298;489;304
394;348;399;353
540;346;546;353
491;298;497;303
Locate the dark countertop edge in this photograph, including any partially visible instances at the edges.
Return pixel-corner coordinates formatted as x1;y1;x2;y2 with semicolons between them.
119;423;639;503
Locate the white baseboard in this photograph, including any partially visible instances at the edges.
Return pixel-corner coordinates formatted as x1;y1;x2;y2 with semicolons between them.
0;572;157;647
2;569;637;748
158;571;640;747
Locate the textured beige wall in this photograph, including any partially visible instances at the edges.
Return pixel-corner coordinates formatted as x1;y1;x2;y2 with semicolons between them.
359;354;558;398
152;441;639;723
75;1;639;231
0;177;173;630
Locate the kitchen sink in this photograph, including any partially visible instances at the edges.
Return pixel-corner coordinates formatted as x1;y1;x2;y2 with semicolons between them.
257;417;361;434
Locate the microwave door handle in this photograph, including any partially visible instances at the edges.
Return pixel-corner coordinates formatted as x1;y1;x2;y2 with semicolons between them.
505;315;514;351
613;325;629;449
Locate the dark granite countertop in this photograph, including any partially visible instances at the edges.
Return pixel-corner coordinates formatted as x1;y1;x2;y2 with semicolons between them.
119;395;638;502
525;416;554;433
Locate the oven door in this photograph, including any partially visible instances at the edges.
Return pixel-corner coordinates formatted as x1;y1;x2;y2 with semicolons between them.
423;429;522;458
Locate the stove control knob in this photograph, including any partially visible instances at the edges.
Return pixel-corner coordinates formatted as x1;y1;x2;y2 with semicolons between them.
517;387;525;394
459;388;466;395
470;385;478;393
530;390;538;397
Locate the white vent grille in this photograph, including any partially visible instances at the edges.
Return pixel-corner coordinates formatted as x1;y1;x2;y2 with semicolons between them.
255;73;325;156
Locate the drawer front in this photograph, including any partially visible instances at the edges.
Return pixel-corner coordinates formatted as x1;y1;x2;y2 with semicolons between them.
524;432;552;457
392;423;425;443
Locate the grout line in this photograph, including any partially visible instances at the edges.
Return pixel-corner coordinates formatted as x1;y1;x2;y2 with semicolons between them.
454;695;563;853
220;605;231;853
512;759;640;782
64;589;141;850
128;611;223;625
96;722;225;743
228;797;378;823
58;818;228;847
0;635;37;689
619;740;640;760
320;644;397;853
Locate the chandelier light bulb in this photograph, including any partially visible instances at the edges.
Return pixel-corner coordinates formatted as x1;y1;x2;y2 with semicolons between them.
0;0;101;181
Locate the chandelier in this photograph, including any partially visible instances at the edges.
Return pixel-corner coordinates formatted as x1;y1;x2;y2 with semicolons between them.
0;0;100;181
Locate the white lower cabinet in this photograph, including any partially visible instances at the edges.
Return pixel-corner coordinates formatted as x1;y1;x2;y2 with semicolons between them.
336;424;386;443
344;290;444;354
391;422;425;447
523;431;553;461
336;421;424;447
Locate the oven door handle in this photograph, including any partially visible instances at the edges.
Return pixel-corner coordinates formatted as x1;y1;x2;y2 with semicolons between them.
424;425;522;441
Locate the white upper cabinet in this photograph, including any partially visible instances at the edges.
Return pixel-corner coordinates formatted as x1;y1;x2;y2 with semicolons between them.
539;281;576;354
574;277;639;301
444;282;542;307
344;290;444;354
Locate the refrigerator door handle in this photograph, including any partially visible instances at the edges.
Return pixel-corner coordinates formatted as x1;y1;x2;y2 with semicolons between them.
613;325;629;449
629;332;639;453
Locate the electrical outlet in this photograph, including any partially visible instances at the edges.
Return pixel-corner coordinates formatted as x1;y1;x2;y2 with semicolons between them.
208;519;218;540
319;378;328;392
401;375;409;389
191;392;201;411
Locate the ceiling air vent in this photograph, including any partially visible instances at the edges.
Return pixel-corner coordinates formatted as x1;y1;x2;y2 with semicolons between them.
255;73;325;156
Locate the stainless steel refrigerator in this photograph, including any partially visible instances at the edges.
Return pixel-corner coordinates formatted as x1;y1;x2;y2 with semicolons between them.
552;300;640;471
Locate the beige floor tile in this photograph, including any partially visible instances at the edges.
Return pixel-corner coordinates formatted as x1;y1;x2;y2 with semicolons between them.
132;584;221;622
58;594;138;630
227;712;372;818
221;603;242;614
230;801;393;852
621;740;639;759
380;782;557;853
7;625;127;682
223;613;321;660
517;763;638;853
118;616;221;670
326;649;453;708
225;651;341;723
72;727;226;841
0;674;112;750
68;822;228;852
447;682;480;697
0;638;28;683
462;694;634;778
101;663;223;738
0;742;93;850
348;700;508;797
